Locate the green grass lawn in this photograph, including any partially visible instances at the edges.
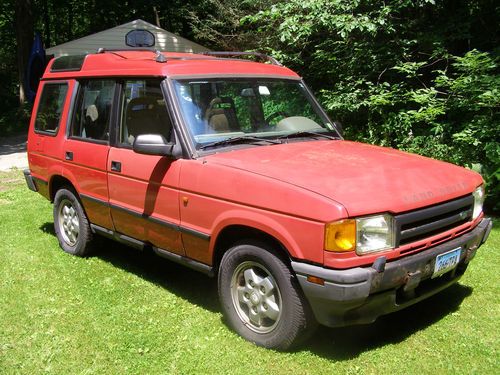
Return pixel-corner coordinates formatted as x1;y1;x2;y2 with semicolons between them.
1;170;498;374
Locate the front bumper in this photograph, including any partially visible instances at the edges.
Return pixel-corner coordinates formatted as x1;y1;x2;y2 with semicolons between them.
292;217;492;328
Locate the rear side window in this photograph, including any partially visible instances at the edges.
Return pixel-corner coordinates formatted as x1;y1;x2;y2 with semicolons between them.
71;80;115;142
34;83;68;134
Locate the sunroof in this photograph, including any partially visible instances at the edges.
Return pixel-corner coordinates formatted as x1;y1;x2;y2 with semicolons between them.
50;55;86;72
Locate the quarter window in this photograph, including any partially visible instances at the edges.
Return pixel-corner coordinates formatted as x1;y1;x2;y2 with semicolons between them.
71;80;115;141
34;83;68;134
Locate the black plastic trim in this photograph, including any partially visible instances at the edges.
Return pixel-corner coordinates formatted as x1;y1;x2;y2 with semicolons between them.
153;247;214;276
178;226;211;241
24;169;38;192
395;195;474;245
80;193;210;240
90;224;144;250
33;176;48;185
89;224;213;276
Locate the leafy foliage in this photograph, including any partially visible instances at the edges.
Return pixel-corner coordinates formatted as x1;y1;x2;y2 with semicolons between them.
238;0;500;212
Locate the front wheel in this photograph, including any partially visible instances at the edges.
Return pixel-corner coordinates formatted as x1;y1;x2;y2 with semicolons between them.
218;242;316;350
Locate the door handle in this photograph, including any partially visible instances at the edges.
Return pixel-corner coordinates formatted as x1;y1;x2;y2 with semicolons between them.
65;151;73;161
111;161;122;172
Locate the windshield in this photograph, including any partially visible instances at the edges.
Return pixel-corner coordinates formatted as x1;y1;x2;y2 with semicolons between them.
171;78;338;150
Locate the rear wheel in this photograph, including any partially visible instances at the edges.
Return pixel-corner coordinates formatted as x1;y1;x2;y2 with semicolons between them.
53;188;93;256
218;242;316;350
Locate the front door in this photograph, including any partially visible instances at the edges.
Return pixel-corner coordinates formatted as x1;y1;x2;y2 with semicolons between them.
107;79;183;254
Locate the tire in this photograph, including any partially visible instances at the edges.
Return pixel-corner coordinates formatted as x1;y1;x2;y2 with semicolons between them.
218;242;316;350
53;187;93;256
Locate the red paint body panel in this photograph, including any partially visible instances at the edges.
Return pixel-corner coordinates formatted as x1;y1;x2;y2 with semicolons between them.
62;139;113;229
206;140;483;217
28;80;75;183
42;52;299;81
178;159;341;264
107;148;183;254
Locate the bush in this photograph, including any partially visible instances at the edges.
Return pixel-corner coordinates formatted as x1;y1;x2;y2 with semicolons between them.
241;0;500;213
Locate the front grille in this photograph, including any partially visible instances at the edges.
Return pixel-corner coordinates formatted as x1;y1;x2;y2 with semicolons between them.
395;195;474;246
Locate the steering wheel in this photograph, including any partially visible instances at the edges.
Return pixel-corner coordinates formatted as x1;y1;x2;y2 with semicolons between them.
265;111;290;124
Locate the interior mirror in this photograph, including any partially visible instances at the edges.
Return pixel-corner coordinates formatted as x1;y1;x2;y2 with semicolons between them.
133;134;174;156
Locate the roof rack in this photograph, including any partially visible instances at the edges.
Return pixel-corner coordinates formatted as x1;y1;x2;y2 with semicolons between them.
93;49;283;65
200;51;283;66
96;48;167;62
96;47;159;53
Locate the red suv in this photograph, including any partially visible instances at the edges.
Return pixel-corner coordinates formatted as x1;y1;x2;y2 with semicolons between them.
25;50;492;350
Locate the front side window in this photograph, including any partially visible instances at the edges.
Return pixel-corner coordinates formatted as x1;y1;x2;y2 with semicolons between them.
172;78;337;150
34;82;68;134
119;79;172;146
71;80;115;141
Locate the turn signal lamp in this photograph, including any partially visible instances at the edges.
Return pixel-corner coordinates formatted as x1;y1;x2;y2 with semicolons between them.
324;219;356;252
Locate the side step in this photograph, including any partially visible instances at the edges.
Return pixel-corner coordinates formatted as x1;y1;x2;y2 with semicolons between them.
153;247;214;277
90;224;214;277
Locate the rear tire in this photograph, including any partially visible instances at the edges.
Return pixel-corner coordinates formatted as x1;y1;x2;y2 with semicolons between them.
53;187;93;256
218;242;316;350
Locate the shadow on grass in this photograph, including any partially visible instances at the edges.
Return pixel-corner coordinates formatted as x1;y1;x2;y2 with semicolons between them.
39;221;473;358
301;283;472;359
93;236;220;313
40;222;56;235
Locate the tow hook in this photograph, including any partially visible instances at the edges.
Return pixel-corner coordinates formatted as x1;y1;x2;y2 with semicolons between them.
403;270;422;292
464;243;479;263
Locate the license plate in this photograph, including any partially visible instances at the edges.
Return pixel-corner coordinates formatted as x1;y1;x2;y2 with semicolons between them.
432;248;461;278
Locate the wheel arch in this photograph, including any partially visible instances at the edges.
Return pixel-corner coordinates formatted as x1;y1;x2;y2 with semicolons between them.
49;175;77;202
212;225;293;275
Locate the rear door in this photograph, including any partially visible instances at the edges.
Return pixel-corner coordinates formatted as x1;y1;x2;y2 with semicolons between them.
107;79;183;254
63;79;115;230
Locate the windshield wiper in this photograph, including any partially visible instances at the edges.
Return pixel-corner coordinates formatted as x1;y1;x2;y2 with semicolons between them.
277;130;339;142
199;136;280;150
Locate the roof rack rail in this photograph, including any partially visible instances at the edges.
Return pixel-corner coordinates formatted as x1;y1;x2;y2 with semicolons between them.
96;48;167;62
200;51;282;66
96;47;156;53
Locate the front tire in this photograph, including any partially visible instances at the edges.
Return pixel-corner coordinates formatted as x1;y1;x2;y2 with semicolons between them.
218;242;316;350
53;187;93;256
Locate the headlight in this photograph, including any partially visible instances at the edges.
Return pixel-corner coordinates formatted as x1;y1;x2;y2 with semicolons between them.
472;185;485;220
325;214;395;255
356;214;395;254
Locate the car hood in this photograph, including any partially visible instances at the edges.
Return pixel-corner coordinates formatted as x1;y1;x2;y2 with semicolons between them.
204;140;483;217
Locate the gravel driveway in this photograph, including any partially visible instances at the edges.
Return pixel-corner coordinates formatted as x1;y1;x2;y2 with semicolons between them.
0;135;28;171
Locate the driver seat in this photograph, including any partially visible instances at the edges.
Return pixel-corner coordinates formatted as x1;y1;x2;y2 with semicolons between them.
204;97;238;132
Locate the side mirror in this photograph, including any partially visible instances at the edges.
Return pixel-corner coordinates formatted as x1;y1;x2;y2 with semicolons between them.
133;134;174;156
